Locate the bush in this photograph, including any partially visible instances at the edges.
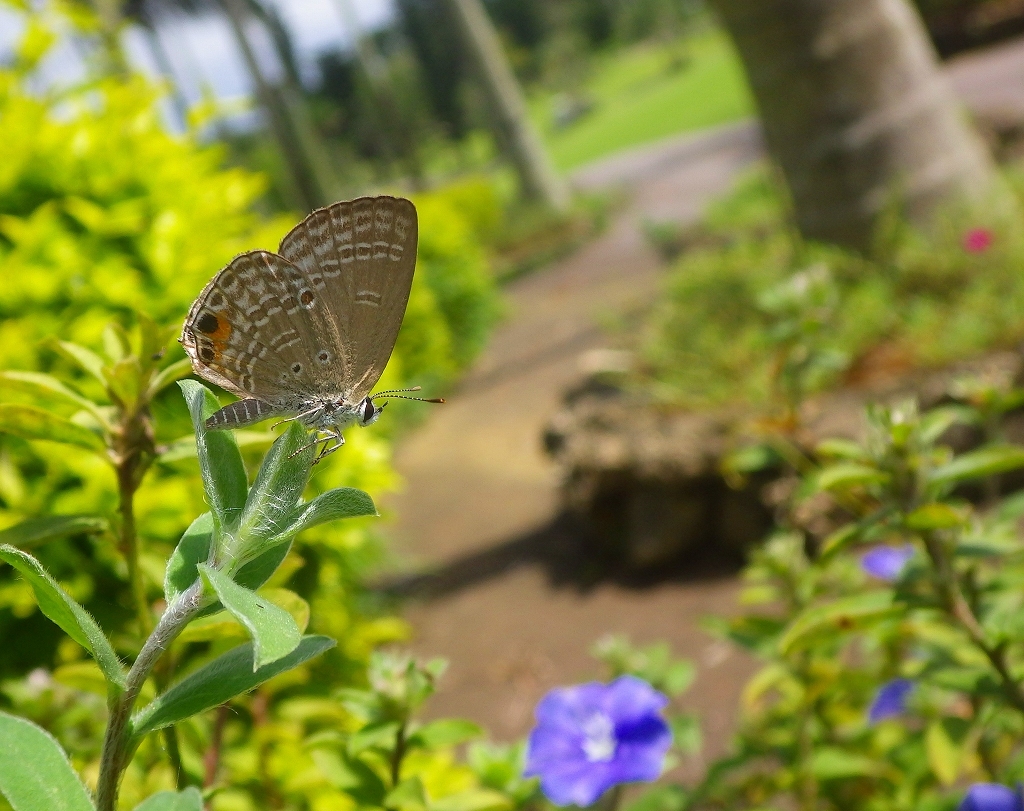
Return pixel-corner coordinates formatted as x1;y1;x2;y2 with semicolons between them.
637;166;1024;412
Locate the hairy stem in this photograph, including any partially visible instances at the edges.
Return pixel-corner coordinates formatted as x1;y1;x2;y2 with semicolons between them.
96;580;206;811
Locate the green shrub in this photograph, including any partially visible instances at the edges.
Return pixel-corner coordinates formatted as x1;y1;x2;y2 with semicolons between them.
637;165;1024;412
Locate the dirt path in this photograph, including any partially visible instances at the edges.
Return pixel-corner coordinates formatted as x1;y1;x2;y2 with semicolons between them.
379;37;1024;774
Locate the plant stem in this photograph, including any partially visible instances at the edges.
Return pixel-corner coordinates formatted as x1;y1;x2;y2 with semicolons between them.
921;531;1024;715
203;705;230;787
96;580;206;811
391;721;407;787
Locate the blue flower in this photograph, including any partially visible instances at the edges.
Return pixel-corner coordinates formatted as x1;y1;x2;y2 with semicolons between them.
524;675;672;806
861;545;915;581
959;784;1024;811
868;678;914;723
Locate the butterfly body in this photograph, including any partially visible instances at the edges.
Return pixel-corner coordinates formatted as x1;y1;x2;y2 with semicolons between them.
180;196;417;459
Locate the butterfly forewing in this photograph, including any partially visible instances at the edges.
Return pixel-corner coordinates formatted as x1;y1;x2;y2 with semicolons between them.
278;196;417;400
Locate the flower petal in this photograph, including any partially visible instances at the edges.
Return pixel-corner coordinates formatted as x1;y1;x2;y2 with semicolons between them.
959;784;1024;811
603;675;669;724
868;678;914;724
861;545;914;581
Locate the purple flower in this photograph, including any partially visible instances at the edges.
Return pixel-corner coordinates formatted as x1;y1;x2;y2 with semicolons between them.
861;545;915;581
868;678;914;724
960;784;1024;811
524;676;672;806
963;228;994;254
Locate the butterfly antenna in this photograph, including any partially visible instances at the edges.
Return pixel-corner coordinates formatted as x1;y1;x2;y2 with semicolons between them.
371;387;445;404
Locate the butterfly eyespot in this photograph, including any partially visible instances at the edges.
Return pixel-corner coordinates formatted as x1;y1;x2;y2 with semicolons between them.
317;350;330;364
299;289;315;308
196;313;219;334
291;363;303;374
199;344;216;362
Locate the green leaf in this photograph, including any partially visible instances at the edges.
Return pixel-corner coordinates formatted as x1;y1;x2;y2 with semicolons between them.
431;789;513;811
278;488;378;539
53;340;106;387
815;463;889;492
348;720;402;757
780;591;897;654
237;422;314;555
0;545;125;692
164;513;213;603
310;748;387;805
0;371;105;422
147;359;193;399
814;438;865;461
198;564;301;669
926;719;965;786
810;747;882;780
930;446;1024;488
0;515;108;549
385;776;428;811
178;380;248;532
0;405;104;451
669;714;702;755
904;503;966;531
234;539;293;592
0;712;95;811
132;788;204;811
132;635;335;738
407;719;483;750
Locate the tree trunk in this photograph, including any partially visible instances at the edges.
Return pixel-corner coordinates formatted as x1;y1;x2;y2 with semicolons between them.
219;0;341;211
710;0;1008;250
437;0;569;211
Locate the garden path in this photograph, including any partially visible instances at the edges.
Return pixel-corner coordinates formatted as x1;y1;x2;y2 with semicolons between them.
379;36;1024;776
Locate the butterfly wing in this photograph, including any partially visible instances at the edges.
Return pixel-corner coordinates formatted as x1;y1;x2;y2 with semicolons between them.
278;196;417;401
180;250;344;407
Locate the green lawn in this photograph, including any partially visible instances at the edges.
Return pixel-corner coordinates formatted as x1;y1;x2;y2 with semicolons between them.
532;29;754;171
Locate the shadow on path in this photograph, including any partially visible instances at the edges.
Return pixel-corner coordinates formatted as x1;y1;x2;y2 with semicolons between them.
377;513;744;600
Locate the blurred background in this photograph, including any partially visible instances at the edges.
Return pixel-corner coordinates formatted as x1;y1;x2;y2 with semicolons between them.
4;0;1024;805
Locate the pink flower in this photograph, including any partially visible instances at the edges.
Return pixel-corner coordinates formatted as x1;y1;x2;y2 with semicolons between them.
963;228;994;253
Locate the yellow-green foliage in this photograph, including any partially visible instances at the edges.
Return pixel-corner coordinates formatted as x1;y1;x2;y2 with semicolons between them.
0;7;501;808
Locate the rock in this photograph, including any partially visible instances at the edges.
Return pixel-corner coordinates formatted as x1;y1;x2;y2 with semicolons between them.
544;350;1024;571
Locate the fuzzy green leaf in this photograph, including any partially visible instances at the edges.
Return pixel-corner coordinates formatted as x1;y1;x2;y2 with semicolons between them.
929;445;1024;488
0;405;104;451
0;712;95;811
164;513;213;603
237;422;314;552
198;564;301;669
0;545;125;691
132;788;203;811
280;488;378;538
132;635;334;737
0;515;108;549
178;380;248;532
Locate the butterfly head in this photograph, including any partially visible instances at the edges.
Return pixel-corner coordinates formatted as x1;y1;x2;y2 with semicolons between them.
358;396;385;427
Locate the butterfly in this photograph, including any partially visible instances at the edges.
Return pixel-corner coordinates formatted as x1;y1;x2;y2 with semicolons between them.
180;195;441;462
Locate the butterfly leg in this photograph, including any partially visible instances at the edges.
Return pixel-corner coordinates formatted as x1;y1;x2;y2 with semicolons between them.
289;430;330;459
313;431;345;465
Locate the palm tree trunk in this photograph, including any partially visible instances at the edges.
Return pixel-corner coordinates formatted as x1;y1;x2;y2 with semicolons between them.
219;0;341;211
710;0;1010;250
437;0;569;211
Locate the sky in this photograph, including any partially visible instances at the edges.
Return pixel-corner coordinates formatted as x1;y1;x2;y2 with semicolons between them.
0;0;397;129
